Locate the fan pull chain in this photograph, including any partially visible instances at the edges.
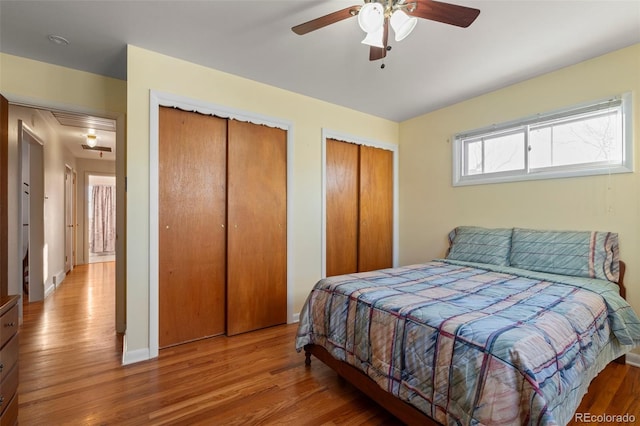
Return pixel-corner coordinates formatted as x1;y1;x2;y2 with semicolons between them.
381;45;392;69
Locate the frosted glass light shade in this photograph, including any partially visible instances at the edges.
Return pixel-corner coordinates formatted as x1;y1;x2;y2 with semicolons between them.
86;134;98;147
358;3;384;33
390;10;417;41
361;25;385;48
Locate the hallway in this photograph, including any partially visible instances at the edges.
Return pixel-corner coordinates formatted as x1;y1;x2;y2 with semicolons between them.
19;262;123;423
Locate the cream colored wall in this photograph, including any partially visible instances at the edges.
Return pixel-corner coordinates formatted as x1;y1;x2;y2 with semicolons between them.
125;46;399;357
399;44;640;353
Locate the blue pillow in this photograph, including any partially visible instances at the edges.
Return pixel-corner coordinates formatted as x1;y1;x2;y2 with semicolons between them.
446;226;513;266
510;228;619;282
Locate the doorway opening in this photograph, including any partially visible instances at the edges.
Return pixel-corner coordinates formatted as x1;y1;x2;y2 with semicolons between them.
87;174;116;264
19;120;45;303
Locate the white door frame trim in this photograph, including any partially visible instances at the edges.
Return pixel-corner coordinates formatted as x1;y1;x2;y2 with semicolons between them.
148;90;295;359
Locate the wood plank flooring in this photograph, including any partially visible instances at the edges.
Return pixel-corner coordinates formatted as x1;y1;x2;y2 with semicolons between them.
18;262;640;425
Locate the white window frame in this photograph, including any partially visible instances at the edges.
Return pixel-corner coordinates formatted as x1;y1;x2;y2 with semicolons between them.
452;92;633;186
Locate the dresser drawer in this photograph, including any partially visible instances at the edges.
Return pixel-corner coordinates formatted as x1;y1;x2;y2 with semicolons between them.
0;363;18;418
0;306;17;349
0;336;17;384
0;392;17;426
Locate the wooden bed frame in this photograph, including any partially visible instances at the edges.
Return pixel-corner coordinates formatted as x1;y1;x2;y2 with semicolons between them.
304;261;628;425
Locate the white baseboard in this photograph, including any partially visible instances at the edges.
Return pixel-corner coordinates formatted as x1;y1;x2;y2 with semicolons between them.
291;312;300;323
54;270;66;288
44;270;67;298
626;352;640;368
44;282;55;298
121;334;151;365
122;348;150;365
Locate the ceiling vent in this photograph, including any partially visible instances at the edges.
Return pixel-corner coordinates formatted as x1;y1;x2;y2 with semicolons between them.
51;111;116;132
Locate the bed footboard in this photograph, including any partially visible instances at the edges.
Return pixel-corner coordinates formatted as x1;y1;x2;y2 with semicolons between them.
304;344;440;426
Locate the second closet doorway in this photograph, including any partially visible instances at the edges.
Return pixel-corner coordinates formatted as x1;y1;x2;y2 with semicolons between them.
323;134;397;278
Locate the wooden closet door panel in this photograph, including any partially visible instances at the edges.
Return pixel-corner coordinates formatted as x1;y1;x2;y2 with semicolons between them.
358;145;393;272
326;139;359;276
227;120;287;336
159;107;227;348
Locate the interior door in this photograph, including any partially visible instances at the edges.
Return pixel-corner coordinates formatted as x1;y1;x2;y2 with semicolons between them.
226;119;287;336
159;107;227;347
326;139;359;277
0;95;7;298
358;145;393;272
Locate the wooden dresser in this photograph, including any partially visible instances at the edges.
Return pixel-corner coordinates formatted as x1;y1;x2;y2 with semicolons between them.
0;296;18;426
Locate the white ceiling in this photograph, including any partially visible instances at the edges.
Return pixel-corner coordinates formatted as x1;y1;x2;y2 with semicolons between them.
1;0;639;128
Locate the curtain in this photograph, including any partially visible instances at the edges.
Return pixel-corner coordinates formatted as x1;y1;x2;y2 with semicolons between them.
90;185;116;254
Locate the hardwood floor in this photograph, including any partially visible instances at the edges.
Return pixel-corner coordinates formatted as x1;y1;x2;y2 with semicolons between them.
18;262;640;425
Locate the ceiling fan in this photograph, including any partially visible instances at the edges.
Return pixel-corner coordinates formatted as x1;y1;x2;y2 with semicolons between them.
292;0;480;61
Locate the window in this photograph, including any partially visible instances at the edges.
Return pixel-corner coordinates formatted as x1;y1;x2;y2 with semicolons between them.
453;93;633;186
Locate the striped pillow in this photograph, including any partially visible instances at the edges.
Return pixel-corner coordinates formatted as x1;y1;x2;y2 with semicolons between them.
510;228;620;282
446;226;513;266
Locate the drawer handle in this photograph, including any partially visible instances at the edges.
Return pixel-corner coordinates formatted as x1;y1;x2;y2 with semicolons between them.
0;395;4;406
0;363;3;372
3;322;15;327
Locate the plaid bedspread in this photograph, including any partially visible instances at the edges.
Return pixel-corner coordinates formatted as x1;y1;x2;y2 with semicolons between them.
296;260;640;425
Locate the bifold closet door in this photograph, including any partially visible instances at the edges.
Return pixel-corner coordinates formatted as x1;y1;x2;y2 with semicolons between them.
158;107;227;348
358;145;393;272
226;120;287;336
326;139;359;277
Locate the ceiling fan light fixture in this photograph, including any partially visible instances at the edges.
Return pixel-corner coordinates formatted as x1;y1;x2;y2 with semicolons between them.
86;134;98;148
390;9;417;41
358;2;384;33
361;25;385;48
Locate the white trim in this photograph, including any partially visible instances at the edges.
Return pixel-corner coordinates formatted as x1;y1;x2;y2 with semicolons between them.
54;270;66;288
148;90;295;360
122;335;150;365
44;284;55;298
320;128;399;278
626;352;640;368
2;92;123;120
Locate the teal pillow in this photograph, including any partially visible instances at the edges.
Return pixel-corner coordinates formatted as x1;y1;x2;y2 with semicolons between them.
446;226;513;266
510;228;619;282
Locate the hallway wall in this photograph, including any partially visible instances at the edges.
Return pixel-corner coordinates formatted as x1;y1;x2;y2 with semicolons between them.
7;106;77;299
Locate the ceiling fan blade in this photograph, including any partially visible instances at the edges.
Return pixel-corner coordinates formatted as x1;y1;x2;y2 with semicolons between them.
292;5;361;35
369;19;389;61
408;0;480;28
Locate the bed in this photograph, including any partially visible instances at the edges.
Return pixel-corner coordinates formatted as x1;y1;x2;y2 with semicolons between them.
296;227;640;425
